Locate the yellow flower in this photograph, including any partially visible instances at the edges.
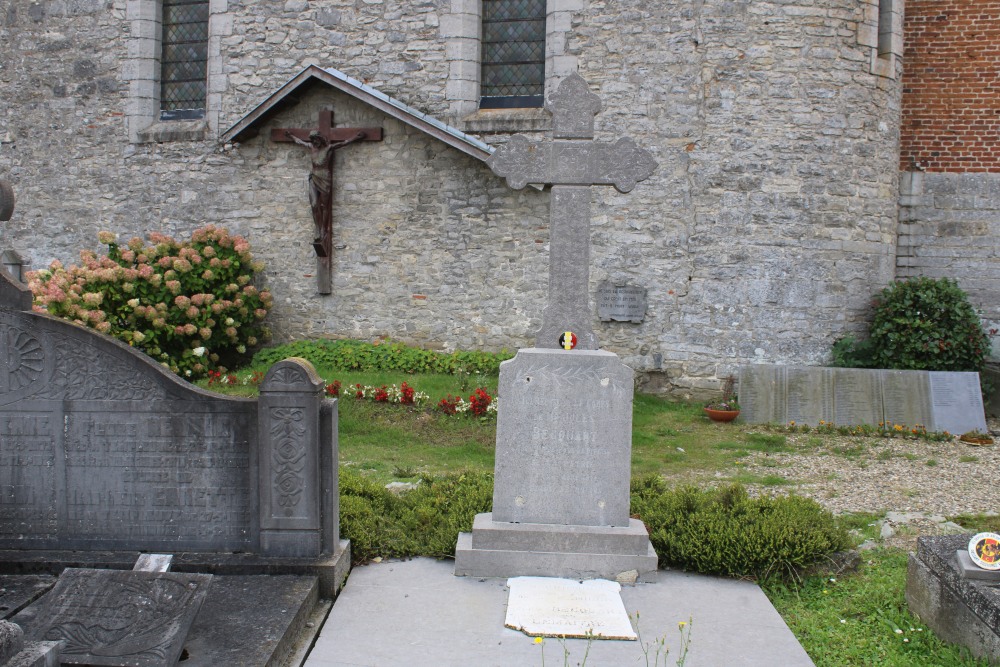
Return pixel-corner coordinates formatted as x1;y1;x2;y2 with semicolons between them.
534;637;544;644
678;621;687;630
894;424;903;431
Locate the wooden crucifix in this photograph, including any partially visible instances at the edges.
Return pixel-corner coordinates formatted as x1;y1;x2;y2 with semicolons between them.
273;110;383;294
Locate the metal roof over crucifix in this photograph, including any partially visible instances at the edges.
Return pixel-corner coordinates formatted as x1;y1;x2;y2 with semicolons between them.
221;65;494;162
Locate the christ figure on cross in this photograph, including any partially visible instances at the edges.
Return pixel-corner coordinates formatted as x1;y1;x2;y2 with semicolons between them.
286;129;367;254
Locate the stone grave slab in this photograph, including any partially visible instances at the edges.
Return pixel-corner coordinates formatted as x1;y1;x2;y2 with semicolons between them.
907;535;1000;663
0;576;55;619
737;364;782;424
880;369;933;429
504;577;636;640
14;568;211;666
597;282;647;323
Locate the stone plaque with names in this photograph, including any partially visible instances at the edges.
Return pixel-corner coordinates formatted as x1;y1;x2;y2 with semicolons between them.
504;576;636;640
880;370;933;429
833;368;882;426
929;372;988;435
16;568;211;666
784;367;834;425
740;364;987;434
597;283;647;323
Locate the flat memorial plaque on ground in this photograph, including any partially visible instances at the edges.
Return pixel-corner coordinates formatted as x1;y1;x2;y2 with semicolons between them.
880;370;932;429
929;372;988;435
833;368;882;427
784;367;834;425
16;568;211;666
504;577;636;640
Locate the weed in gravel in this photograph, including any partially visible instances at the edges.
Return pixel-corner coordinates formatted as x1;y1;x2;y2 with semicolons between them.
925;459;938;467
958;455;979;463
876;450;894;462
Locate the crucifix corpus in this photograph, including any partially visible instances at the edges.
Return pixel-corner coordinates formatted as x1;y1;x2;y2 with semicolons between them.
273;110;383;294
487;73;657;350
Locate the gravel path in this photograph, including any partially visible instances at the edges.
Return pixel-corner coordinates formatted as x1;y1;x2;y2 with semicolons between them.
662;421;1000;548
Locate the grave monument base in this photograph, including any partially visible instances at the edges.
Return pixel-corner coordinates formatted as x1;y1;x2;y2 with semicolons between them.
906;535;1000;663
0;539;351;598
455;514;657;581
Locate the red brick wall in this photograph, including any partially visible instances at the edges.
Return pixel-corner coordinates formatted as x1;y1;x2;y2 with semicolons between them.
900;0;1000;172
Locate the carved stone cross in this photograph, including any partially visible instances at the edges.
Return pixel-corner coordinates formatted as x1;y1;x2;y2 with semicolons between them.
273;110;383;294
487;74;657;350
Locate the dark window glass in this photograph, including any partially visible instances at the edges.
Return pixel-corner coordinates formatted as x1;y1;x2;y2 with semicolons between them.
480;0;545;108
160;0;208;120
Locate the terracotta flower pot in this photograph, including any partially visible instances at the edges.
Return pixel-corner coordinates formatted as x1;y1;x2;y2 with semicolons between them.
704;407;740;423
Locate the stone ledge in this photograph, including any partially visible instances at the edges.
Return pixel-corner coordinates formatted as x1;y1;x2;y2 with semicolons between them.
135;119;210;143
459;108;551;135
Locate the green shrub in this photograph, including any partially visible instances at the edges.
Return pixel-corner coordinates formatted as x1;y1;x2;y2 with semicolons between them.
339;468;493;564
833;278;989;374
630;477;850;578
254;338;513;376
27;226;272;378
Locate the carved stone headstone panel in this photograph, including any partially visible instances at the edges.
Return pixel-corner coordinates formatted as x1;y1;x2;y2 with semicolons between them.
0;308;259;552
258;357;330;557
784;367;835;425
833;368;882;426
16;568;211;667
928;372;988;435
596;282;646;323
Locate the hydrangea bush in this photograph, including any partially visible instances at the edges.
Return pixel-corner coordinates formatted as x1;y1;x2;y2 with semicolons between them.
27;226;272;379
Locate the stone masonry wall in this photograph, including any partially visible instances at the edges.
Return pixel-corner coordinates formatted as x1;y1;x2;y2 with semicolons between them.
0;0;903;397
898;172;1000;352
900;0;1000;172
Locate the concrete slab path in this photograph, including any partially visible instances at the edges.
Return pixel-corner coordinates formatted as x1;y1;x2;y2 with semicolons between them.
303;558;814;667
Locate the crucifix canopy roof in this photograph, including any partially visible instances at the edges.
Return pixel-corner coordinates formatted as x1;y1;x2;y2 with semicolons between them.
221;65;494;163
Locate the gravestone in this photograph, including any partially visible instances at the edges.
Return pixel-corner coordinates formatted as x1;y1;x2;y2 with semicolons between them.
455;74;658;581
739;364;987;434
13;568;212;667
907;535;1000;663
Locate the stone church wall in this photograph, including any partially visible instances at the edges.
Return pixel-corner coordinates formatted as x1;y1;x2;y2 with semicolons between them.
1;0;904;396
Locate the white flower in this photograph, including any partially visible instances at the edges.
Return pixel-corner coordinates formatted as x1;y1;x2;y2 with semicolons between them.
185;369;192;377
193;347;206;357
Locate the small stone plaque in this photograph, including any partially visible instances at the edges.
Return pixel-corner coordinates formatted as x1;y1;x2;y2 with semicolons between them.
504;577;636;640
17;568;211;666
597;283;647;323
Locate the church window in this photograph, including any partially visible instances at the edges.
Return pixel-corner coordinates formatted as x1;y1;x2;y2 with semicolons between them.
480;0;546;109
160;0;209;120
877;0;894;57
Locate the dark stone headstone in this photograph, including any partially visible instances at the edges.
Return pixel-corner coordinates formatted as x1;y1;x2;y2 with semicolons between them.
596;282;647;323
14;568;211;667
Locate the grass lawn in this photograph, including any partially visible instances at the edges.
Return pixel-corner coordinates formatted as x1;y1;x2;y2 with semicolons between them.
201;367;995;666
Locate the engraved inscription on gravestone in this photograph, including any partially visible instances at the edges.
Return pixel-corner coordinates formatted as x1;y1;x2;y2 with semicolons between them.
737;365;781;424
504;577;637;640
596;282;647;323
17;568;211;667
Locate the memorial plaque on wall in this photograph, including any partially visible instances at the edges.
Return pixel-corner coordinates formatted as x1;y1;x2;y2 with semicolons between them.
16;568;211;667
596;282;647;322
833;368;882;427
880;370;932;429
784;367;834;425
738;365;782;424
928;372;988;435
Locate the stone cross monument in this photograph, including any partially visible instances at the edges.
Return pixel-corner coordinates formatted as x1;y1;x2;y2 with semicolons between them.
487;73;657;350
455;74;659;582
